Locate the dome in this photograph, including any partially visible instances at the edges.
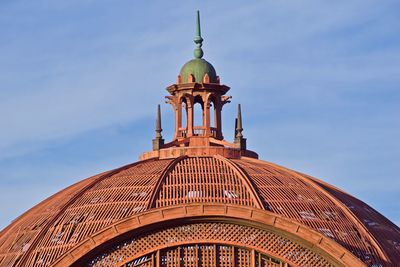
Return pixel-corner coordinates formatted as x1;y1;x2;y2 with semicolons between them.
179;58;217;83
0;156;399;266
1;10;399;267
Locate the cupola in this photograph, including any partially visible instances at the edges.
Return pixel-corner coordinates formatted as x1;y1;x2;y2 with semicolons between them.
141;11;255;160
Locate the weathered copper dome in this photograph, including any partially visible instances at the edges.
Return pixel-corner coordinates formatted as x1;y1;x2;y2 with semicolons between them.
177;10;218;85
179;58;217;84
1;11;399;267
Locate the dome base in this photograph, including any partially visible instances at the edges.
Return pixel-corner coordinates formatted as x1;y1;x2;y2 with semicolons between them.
139;137;258;160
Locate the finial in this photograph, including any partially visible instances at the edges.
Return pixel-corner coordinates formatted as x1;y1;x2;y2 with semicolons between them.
155;104;162;138
152;104;164;150
235;104;247;150
193;10;204;59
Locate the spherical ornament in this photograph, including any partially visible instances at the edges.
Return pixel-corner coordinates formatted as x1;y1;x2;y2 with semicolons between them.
194;47;203;59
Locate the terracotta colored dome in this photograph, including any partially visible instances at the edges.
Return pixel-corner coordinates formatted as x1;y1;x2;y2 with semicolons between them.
1;11;399;267
0;156;399;266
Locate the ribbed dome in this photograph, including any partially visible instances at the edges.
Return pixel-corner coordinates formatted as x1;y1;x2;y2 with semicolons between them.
2;11;399;267
0;156;399;266
179;58;217;83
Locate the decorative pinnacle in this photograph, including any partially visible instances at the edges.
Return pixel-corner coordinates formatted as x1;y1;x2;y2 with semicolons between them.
236;104;243;138
234;104;246;150
152;104;164;151
193;10;204;59
155;104;162;139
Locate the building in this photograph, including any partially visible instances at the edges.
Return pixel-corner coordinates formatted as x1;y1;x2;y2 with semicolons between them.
0;11;399;267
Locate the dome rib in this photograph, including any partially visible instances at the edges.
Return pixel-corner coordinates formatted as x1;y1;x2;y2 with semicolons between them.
147;156;186;209
215;155;264;209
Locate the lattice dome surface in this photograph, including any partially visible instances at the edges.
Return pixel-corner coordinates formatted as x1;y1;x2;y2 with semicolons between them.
0;156;399;267
4;8;400;267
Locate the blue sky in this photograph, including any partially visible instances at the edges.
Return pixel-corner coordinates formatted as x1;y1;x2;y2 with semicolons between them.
0;0;399;230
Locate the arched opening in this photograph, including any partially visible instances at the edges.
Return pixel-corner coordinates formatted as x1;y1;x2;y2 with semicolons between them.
208;96;218;138
193;96;204;136
211;102;216;128
193;102;203;126
180;98;187;138
208;96;217;128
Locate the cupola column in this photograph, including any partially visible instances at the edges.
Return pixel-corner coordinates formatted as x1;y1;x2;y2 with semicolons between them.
187;97;194;137
204;101;211;137
175;103;181;139
215;102;223;139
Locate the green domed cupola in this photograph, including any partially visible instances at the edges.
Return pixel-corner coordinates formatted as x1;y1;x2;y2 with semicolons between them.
180;59;217;84
178;11;219;84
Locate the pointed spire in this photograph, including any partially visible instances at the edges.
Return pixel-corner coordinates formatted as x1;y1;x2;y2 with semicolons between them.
155;104;162;138
193;10;204;59
235;104;246;150
195;10;202;40
152;104;164;150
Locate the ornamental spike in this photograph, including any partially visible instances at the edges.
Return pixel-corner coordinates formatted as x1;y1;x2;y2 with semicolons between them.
193;10;204;59
235;104;246;150
155;104;162;138
152;104;164;150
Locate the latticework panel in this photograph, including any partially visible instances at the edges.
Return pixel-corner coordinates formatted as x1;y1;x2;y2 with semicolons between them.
86;222;334;267
154;157;257;208
258;254;283;267
311;178;400;265
125;245;286;267
233;159;384;266
199;245;216;266
17;159;173;267
0;172;104;267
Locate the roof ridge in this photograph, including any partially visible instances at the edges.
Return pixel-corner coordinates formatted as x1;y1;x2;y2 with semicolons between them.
214;155;265;210
146;156;187;209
